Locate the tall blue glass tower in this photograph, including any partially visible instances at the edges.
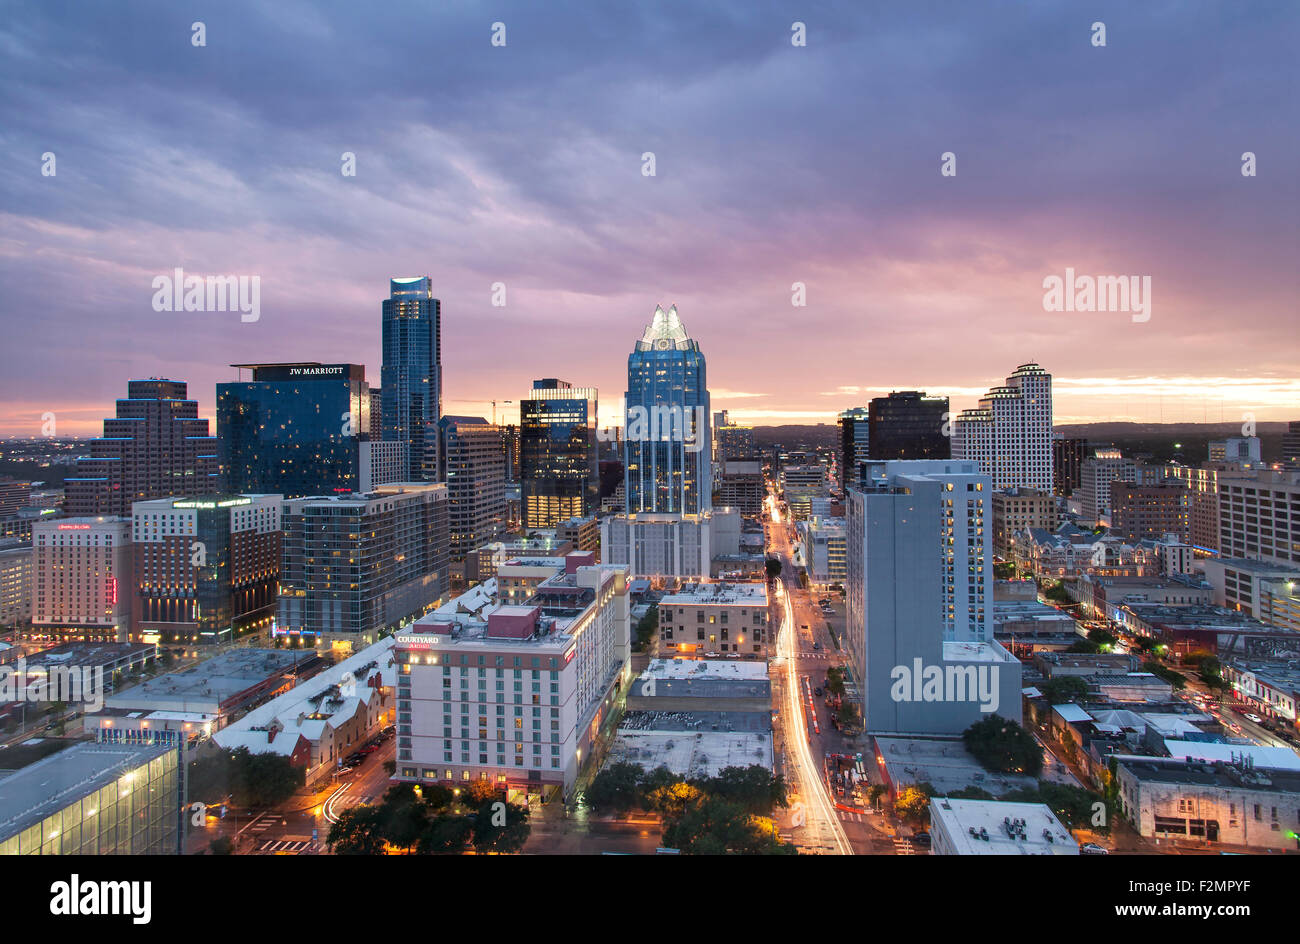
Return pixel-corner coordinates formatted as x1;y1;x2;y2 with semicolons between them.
382;277;441;481
623;304;711;515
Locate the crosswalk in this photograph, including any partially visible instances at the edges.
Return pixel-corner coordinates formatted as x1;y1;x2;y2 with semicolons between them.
837;809;866;823
257;838;317;853
893;838;915;855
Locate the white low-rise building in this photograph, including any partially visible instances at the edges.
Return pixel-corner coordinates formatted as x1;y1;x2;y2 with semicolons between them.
657;581;769;659
929;797;1078;855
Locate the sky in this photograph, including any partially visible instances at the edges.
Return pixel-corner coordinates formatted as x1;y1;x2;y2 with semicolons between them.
1;0;1297;437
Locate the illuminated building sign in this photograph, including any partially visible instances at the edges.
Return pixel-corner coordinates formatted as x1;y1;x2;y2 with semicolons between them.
56;524;91;530
172;498;253;509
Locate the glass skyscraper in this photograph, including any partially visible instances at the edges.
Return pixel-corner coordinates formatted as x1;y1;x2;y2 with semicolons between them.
623;305;711;515
382;277;442;481
217;363;370;498
520;379;598;528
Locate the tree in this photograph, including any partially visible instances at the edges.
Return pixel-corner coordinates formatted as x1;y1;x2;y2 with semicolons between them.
867;784;888;810
328;805;388;855
646;780;703;819
208;836;234;855
417;814;473;855
585;762;646;814
1141;661;1187;691
1041;676;1089;705
471;800;531;854
378;783;431;852
187;747;305;809
462;778;500;808
945;786;995;801
661;797;796;855
894;783;934;825
963;717;1044;777
701;766;788;815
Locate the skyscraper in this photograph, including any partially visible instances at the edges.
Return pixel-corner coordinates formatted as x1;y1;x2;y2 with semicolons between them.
382;277;442;481
868;391;950;461
437;415;507;559
623;304;711;515
520;379;598;529
65;379;219;516
839;407;870;490
951;363;1053;493
845;460;1020;735
218;362;372;498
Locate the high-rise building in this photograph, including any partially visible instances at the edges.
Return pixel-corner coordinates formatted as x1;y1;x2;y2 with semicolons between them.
1077;450;1139;524
1209;437;1261;463
279;483;449;646
845;460;1021;736
952;363;1053;493
0;541;32;628
131;494;281;645
1282;421;1300;465
501;423;521;483
839;407;870;490
991;487;1057;557
520;379;599;529
0;479;31;518
868;391;949;461
382;277;442;481
218;363;372;498
31;517;133;642
438;416;507;559
1110;482;1191;544
392;556;632;799
369;387;384;438
1052;437;1087;497
718;458;765;516
1218;469;1300;566
65;380;219;516
623;305;711;514
714;417;755;462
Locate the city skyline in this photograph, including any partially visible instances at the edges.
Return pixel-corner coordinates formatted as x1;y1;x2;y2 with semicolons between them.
3;2;1297;436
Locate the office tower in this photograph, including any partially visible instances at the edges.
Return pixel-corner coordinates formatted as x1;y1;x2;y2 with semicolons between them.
800;516;847;588
1283;421;1300;465
839;407;870;489
714;412;755;462
501;423;521;483
845;460;1021;735
392;556;631;799
781;462;829;520
718;458;765;516
1218;469;1300;566
868;391;950;461
1209;437;1261;463
65;379;219;516
520;379;598;529
31;517;133;642
1077;450;1139;523
952;363;1053;492
382;277;442;481
438;416;507;559
1110;482;1191;544
0;542;32;627
279;483;449;645
131;494;281;645
218;362;372;498
0;479;30;518
369;387;384;438
1052;437;1087;497
623;304;711;514
991;487;1057;557
359;440;409;492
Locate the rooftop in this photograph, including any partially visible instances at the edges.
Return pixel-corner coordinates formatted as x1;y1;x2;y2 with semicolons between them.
930;798;1078;855
874;737;1037;797
660;582;768;606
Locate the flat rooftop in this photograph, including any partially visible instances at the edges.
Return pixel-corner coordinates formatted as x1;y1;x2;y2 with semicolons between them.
0;741;174;841
874;737;1037;797
106;648;303;706
641;658;769;682
609;716;772;779
660;582;767;606
24;642;156;668
1117;757;1300;792
930;798;1078;855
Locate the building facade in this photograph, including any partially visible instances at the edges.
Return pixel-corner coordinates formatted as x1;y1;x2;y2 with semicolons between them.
278;484;449;645
382;277;442;481
519;379;599;529
623;305;711;515
131;494;281;645
658;582;769;659
438;415;507;560
951;363;1053;493
65;379;219;516
868;390;950;461
31;517;133;642
218;362;372;497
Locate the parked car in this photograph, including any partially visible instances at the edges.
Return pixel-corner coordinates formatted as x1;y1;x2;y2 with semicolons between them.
912;832;932;847
813;642;822;650
814;688;823;697
1079;842;1110;855
1244;713;1264;724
